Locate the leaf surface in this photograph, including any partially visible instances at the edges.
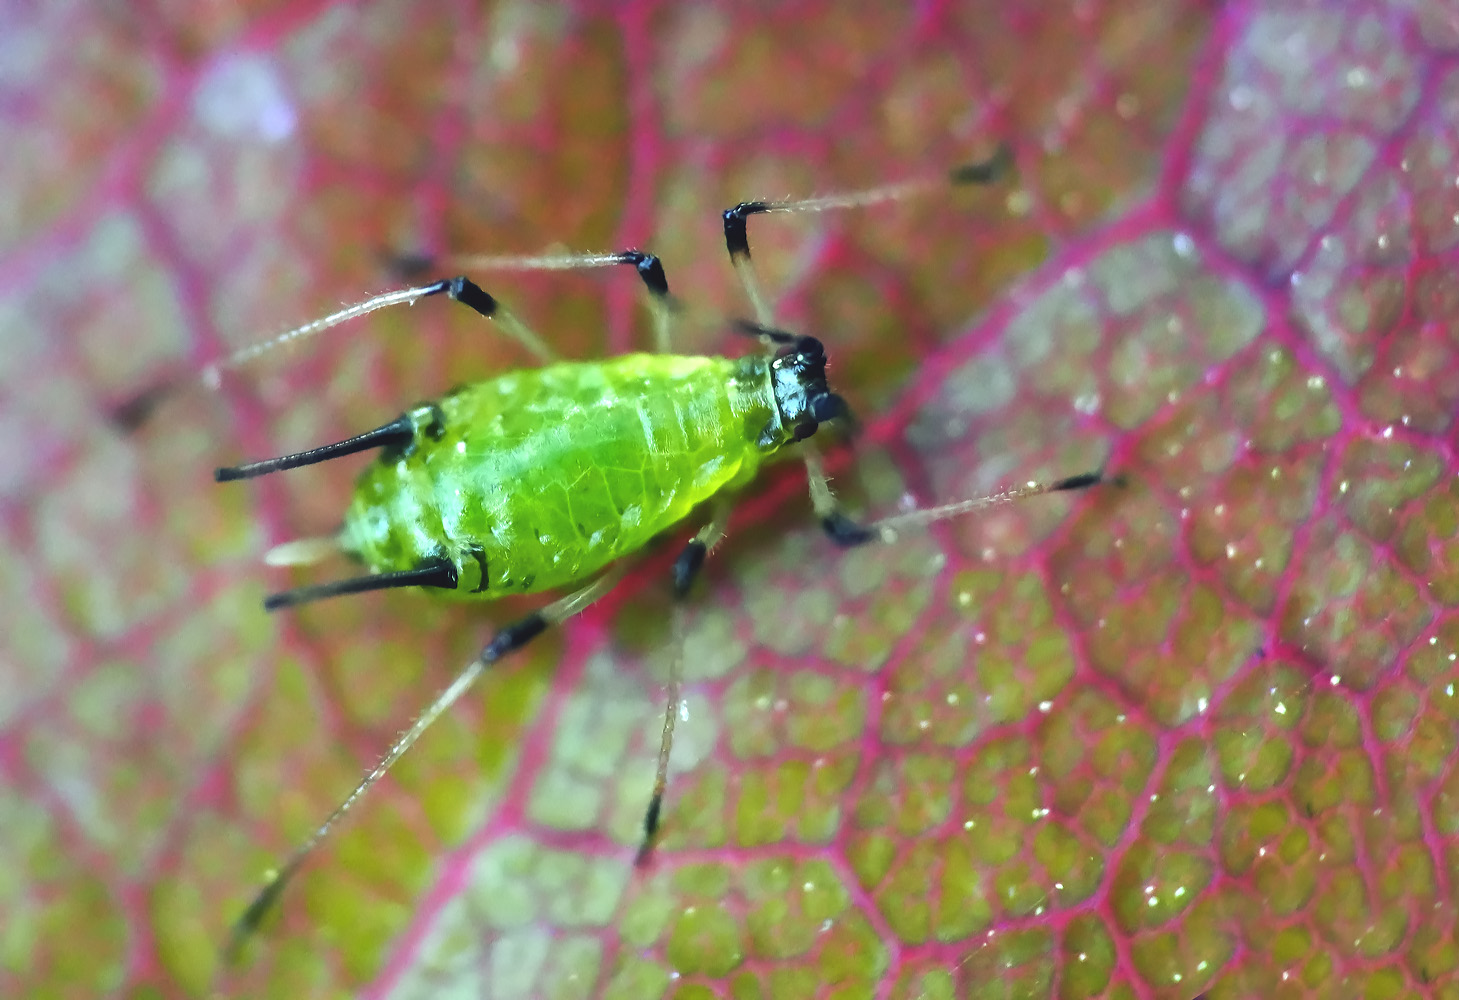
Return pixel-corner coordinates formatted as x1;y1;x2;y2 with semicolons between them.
4;2;1457;999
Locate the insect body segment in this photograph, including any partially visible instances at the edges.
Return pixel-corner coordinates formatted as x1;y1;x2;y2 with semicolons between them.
342;353;781;597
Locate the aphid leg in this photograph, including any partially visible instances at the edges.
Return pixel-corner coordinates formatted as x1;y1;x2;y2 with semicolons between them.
427;276;557;364
803;440;1106;548
721;142;1014;330
636;500;734;867
442;249;677;352
221;565;626;971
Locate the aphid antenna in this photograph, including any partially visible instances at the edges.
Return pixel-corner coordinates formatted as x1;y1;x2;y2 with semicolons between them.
442;249;662;280
845;470;1106;546
200;283;452;390
204;245;684;394
723;142;1014;333
437;249;676;352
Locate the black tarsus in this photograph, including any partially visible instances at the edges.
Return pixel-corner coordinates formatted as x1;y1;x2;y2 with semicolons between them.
723;201;771;259
1052;470;1104;492
822;511;876;547
427;276;498;319
215;413;416;482
481;611;548;663
617;250;670;299
262;558;458;611
390;251;671;301
635;792;664;867
226;876;286;964
723;146;1011;263
949;142;1014;185
672;539;708;599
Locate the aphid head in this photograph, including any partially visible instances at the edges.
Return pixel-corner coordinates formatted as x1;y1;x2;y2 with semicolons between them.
766;335;855;446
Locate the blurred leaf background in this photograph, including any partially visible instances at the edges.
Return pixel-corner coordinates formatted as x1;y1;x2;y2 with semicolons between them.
5;1;1459;998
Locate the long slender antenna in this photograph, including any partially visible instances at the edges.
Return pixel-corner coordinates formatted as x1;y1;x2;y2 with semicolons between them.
202;282;455;388
215;414;415;482
262;559;458;611
722;143;1014;328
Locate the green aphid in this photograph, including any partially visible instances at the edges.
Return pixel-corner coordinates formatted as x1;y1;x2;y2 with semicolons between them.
208;143;1103;967
345;349;813;599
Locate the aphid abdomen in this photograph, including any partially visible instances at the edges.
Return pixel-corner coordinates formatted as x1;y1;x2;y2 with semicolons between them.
341;353;778;597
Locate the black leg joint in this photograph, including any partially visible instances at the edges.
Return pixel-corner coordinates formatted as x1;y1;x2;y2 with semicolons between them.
445;276;497;318
822;511;876;547
482;612;548;664
1052;471;1103;492
723;202;770;259
643;793;662;838
620;251;670;298
672;539;708;599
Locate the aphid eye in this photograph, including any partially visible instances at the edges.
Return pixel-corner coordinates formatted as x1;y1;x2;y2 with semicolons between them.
793;421;818;441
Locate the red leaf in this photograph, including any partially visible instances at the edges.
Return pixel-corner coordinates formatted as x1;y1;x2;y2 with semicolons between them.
7;2;1457;998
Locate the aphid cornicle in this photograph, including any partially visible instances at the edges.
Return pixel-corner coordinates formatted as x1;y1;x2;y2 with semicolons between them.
210;143;1106;965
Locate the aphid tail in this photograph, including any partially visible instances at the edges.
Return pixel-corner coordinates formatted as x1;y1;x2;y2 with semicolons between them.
264;536;340;567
